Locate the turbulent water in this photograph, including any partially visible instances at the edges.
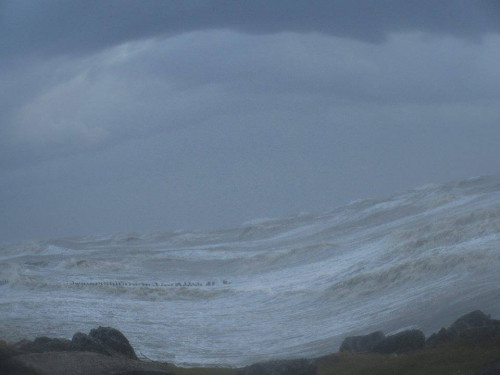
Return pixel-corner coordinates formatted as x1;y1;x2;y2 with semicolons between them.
1;176;500;366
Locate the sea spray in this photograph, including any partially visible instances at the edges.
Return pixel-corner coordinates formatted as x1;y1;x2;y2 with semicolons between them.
1;175;500;366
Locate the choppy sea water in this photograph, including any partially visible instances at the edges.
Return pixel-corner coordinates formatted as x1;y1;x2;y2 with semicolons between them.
1;175;500;366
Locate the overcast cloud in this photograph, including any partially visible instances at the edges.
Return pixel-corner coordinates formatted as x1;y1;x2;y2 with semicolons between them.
1;1;500;242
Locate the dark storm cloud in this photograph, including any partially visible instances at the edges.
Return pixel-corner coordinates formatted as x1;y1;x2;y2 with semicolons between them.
1;1;500;243
2;0;500;59
2;31;499;171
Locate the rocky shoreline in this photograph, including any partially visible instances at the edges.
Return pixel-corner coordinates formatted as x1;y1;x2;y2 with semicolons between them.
1;310;499;375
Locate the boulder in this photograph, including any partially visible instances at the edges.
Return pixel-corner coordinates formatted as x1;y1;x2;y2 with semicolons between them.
339;331;385;353
451;310;493;332
13;339;31;350
426;327;457;347
426;310;500;348
89;326;138;360
459;326;500;346
3;327;137;361
238;358;317;375
71;332;107;354
373;329;425;354
70;327;138;359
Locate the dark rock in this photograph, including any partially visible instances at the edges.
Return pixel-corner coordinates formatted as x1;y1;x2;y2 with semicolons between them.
71;332;107;354
339;331;385;353
16;336;72;353
4;327;137;361
458;326;500;346
427;310;500;348
238;358;317;375
113;372;174;375
451;310;493;332
426;327;458;348
12;339;31;350
89;326;138;360
71;328;138;360
373;329;425;354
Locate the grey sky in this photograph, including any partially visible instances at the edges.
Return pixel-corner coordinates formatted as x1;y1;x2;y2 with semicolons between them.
1;1;500;242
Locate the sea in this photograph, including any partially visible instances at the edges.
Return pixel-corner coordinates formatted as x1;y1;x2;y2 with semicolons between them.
1;175;499;367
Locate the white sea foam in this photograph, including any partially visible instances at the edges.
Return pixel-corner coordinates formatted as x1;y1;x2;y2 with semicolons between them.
1;175;500;366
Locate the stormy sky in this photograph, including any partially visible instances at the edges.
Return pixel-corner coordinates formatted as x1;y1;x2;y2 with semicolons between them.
1;1;500;242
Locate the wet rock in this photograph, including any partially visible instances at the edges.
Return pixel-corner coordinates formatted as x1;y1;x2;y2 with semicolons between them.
71;332;107;354
4;327;138;361
70;327;138;359
451;310;493;332
89;326;138;360
459;326;500;346
16;336;73;353
373;329;425;354
339;331;385;353
426;327;457;347
237;358;317;375
427;310;500;348
13;339;31;350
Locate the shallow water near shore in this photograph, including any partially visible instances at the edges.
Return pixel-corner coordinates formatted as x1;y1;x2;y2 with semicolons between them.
1;175;500;367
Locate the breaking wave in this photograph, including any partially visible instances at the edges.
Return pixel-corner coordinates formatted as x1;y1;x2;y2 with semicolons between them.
1;175;500;366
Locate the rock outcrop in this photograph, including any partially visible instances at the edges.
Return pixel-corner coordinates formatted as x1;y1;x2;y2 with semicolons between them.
90;326;138;359
337;310;500;356
2;311;500;375
372;329;426;354
451;310;493;331
11;327;138;360
339;329;425;355
72;326;138;359
339;331;385;353
426;310;500;348
71;331;106;353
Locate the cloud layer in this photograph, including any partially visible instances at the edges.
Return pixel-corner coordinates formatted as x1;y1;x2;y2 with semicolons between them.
1;1;500;242
2;0;500;59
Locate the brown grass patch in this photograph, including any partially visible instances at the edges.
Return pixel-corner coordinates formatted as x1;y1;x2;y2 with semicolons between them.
316;344;500;375
163;364;237;375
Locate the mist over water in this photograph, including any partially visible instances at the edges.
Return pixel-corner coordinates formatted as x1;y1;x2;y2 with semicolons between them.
1;175;500;366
